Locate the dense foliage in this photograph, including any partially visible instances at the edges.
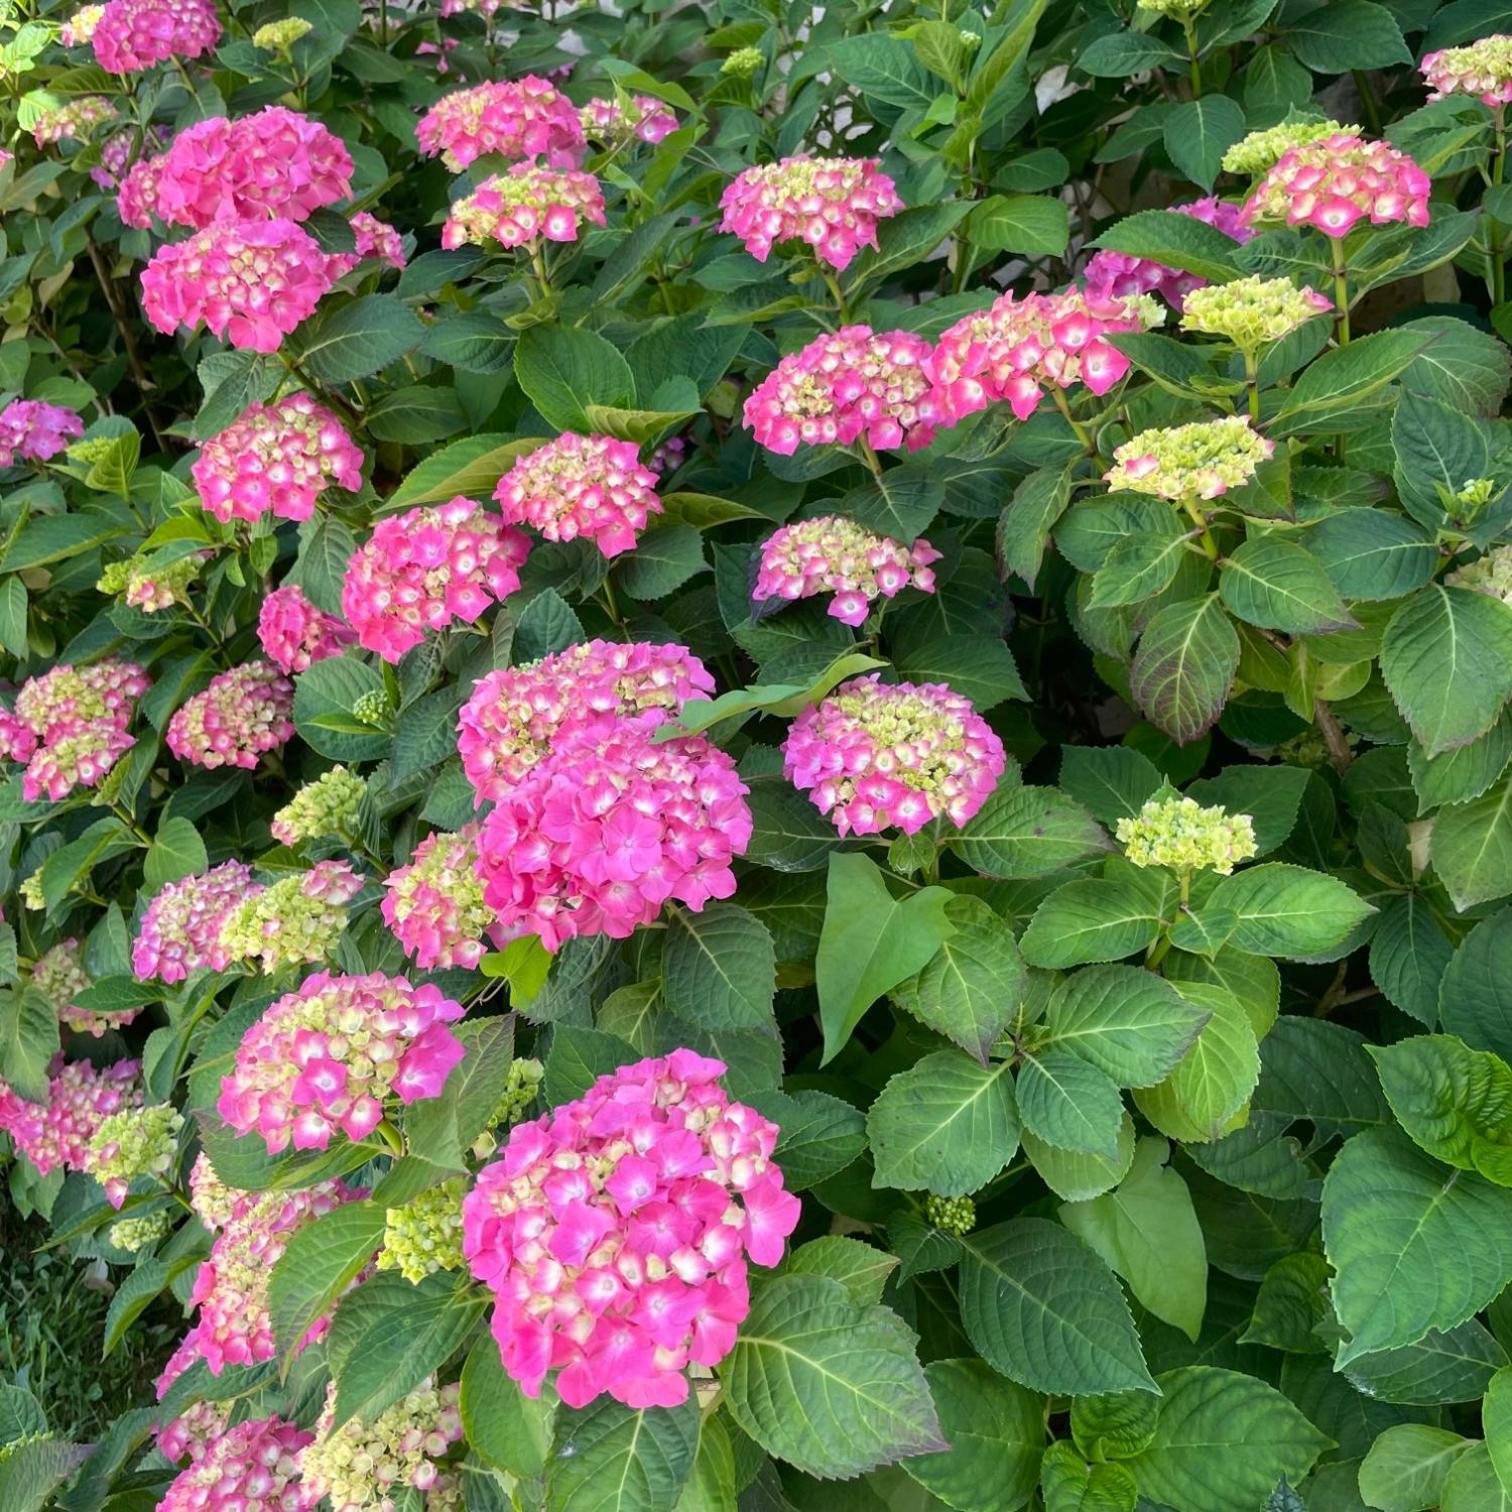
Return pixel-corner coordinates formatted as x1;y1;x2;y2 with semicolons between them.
4;0;1512;1508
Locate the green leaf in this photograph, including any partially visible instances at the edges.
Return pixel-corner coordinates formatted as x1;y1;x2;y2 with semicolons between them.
1134;986;1260;1143
268;1201;386;1362
0;1437;90;1512
1430;776;1512;910
1286;0;1411;69
663;903;776;1034
1130;596;1241;746
1219;537;1357;634
1040;1443;1138;1511
1371;1034;1512;1185
1276;329;1430;426
1369;894;1453;1025
1254;1015;1393;1139
547;1397;700;1512
868;1051;1018;1194
513;588;584;662
1019;876;1166;968
1061;1139;1207;1341
1090;211;1243;282
515;325;635;432
1440;909;1512;1059
1016;1049;1125;1159
780;1236;898;1306
998;465;1072;588
1382;587;1512;755
1343;1319;1508;1406
967;194;1070;256
1483;1365;1512;1498
1024;1116;1138;1203
1410;714;1512;812
814;852;956;1064
140;815;206;889
0;986;58;1103
842;469;943;544
1391;391;1502;531
957;1218;1156;1396
890;895;1027;1063
401;1016;516;1173
1042;965;1210;1088
751;1089;865;1192
386;435;535;511
1357;1424;1473;1512
950;783;1109;879
297;294;423;383
900;1360;1044;1512
1205;863;1374;956
1400;314;1512;417
1187;764;1311;854
617;527;707;601
1090;521;1190;610
720;1275;944;1480
1124;1367;1331;1511
1058;746;1163;827
892;636;1027;712
1162;96;1246;191
1307;510;1438;602
1078;31;1183;76
1444;1442;1512;1511
460;1337;553;1480
1322;1128;1512;1365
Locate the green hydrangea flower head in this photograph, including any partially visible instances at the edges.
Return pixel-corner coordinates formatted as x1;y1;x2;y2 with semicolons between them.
1116;795;1258;876
1180;274;1332;351
379;1177;467;1283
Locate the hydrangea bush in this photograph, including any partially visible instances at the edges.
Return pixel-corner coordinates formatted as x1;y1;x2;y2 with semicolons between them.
2;1;1512;1509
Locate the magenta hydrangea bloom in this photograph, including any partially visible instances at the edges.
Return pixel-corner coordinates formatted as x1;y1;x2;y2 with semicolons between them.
754;515;940;626
463;1049;800;1409
719;155;903;271
0;399;84;467
140;219;336;352
382;826;493;970
0;1057;141;1176
493;432;661;558
929;286;1161;426
1241;132;1432;237
157;1415;314;1512
61;5;106;48
416;77;586;172
324;210;408;277
217;971;467;1153
742;324;939;455
782;674;1007;836
166;661;294;771
1083;197;1254;309
191;393;364;525
441;165;606;251
133;860;258;982
579;94;679;147
257;584;356;674
116;147;168;228
458;638;715;802
341;497;531;663
92;0;220;74
475;711;752;952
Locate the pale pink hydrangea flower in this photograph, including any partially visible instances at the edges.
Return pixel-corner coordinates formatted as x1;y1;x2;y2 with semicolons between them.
1241;132;1432;237
157;1415;315;1512
341;497;531;663
1083;197;1254;309
441;165;606;250
92;0;221;74
0;1057;141;1176
35;938;141;1035
324;211;408;277
191;393;364;524
416;77;586;172
116;147;169;228
140;219;336;352
493;432;660;558
0;400;84;467
1421;35;1512;106
754;515;940;626
929;286;1162;425
579;95;679;147
382;827;494;970
742;325;939;455
166;661;294;770
462;1049;799;1408
61;4;106;46
155;1387;231;1468
257;584;356;674
719;155;903;271
150;106;354;228
30;96;115;147
475;711;752;952
783;674;1007;836
458;638;715;802
217;971;466;1153
91;126;160;190
133;860;259;982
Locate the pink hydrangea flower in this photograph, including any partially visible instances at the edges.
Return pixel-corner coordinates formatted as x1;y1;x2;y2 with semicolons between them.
0;1057;141;1176
1421;36;1512;107
416;77;586;172
462;1049;799;1409
493;432;661;558
92;0;220;73
0;399;84;467
754;515;940;626
341;497;531;663
140;219;336;352
579;95;679;147
648;434;686;476
719;155;903;271
929;286;1161;425
133;861;259;982
61;4;106;47
742;324;939;455
91;125;162;190
415;37;458;73
782;674;1007;836
1241;132;1432;237
1083;197;1254;309
324;211;408;278
257;584;356;674
382;826;493;970
217;971;466;1153
155;1383;231;1468
166;661;294;770
34;938;141;1036
158;1415;314;1512
30;96;115;148
191;393;364;525
458;638;715;802
475;711;752;952
441;165;606;250
116;147;169;228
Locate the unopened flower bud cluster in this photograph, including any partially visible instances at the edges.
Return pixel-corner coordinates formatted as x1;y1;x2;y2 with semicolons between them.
379;1177;467;1282
1115;795;1258;875
1180;274;1331;350
272;766;367;846
216;860;363;973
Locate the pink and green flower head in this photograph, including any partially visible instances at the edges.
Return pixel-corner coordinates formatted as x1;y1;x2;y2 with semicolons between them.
579;94;679;147
0;1056;142;1177
156;1415;313;1512
1083;197;1254;310
257;584;357;674
1104;415;1274;501
1422;35;1512;107
754;515;940;626
166;661;294;771
441;165;606;251
1240;132;1431;238
382;826;494;970
133;860;260;982
0;399;84;467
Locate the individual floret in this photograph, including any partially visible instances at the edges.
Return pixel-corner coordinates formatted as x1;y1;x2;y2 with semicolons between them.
1115;794;1258;876
133;861;259;982
416;77;586;172
753;515;940;626
1104;415;1274;500
216;861;364;973
382;828;493;970
441;165;606;250
271;765;367;845
166;661;295;770
493;432;660;558
257;584;357;674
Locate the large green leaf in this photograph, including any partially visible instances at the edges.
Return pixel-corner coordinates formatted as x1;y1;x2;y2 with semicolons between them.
1219;537;1356;635
1431;776;1512;911
662;902;776;1035
460;1337;553;1481
1357;1425;1473;1512
546;1397;700;1512
1134;985;1260;1144
950;783;1109;878
1440;909;1512;1059
1019;876;1167;968
1015;1049;1125;1159
1040;964;1208;1087
1205;863;1373;957
296;294;423;383
514;325;635;432
1130;596;1241;746
268;1201;386;1363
